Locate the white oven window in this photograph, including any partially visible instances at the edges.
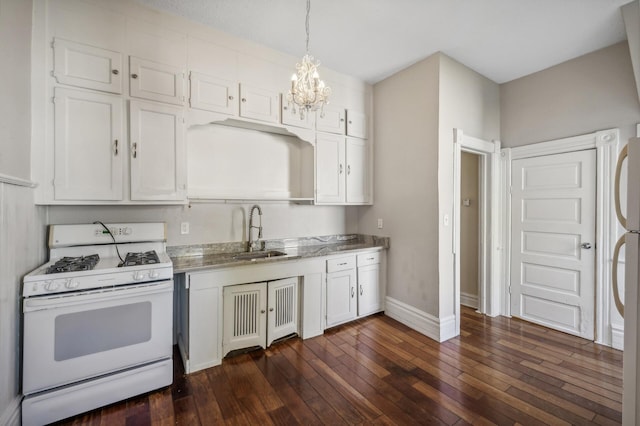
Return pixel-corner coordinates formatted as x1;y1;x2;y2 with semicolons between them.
55;302;152;361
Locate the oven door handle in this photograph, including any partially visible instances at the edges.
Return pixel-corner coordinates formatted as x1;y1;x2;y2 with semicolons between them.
23;281;173;312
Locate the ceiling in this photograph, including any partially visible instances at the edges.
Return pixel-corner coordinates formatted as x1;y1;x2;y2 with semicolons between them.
136;0;632;84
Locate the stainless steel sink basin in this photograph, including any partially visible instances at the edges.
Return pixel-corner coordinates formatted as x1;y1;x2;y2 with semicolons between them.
232;250;288;261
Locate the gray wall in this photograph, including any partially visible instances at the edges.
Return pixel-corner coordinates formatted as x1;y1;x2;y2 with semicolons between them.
0;1;47;424
460;152;479;301
501;41;640;147
0;0;32;180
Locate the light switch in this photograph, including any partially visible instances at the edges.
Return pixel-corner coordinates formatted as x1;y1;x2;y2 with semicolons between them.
181;222;189;235
377;218;383;229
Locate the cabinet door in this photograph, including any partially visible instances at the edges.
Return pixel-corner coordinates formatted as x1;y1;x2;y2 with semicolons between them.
189;71;238;115
326;269;357;327
184;273;223;373
130;56;185;105
53;88;123;200
358;264;382;317
316;104;345;134
129;100;186;201
316;133;345;204
267;278;299;347
222;282;267;356
53;38;123;94
346;138;369;204
281;96;314;129
239;84;279;123
346;110;368;139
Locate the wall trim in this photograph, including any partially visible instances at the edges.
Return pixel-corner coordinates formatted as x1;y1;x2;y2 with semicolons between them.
0;397;22;426
0;173;36;188
385;296;456;342
460;292;479;309
612;323;624;350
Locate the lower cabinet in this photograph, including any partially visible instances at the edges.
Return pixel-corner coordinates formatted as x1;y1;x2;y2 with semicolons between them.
326;251;384;328
222;277;299;357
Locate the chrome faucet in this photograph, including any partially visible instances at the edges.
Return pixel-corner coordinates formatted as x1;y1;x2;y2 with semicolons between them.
248;205;264;252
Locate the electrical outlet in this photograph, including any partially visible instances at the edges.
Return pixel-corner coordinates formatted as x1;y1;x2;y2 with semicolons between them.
180;222;189;235
377;218;383;229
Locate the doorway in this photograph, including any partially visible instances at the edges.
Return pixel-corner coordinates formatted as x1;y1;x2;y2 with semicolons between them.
460;152;481;310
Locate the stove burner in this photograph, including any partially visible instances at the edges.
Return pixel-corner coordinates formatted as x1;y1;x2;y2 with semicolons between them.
122;250;160;267
46;254;100;274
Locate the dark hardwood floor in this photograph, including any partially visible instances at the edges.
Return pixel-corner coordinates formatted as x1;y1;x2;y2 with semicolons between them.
55;307;623;425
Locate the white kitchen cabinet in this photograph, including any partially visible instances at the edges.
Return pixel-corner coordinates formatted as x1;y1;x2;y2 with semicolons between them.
326;256;357;327
189;71;237;115
356;252;384;317
238;83;279;123
346;109;368;139
53;38;123;94
129;56;185;105
316;104;345;134
53;87;123;201
281;96;315;130
129;100;186;201
316;134;370;204
222;278;299;356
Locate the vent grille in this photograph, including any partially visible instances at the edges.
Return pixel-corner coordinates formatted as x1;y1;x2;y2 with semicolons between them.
274;285;295;328
233;292;259;337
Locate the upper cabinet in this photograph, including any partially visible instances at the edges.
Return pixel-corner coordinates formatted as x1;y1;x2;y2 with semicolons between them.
129;56;185;105
189;72;237;115
129;100;186;201
53;88;123;201
33;1;373;205
53;38;123;94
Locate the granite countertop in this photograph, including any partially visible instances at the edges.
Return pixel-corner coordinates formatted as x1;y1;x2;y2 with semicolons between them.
168;234;389;273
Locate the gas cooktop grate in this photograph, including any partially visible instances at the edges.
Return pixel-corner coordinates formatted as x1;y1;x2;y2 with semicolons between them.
46;254;100;274
121;250;160;267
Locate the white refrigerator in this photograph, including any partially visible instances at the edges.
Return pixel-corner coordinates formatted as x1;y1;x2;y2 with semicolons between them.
620;137;640;425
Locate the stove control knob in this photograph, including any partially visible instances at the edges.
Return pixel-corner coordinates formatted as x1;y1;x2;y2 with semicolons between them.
133;271;144;281
45;280;59;291
65;279;79;289
149;270;159;279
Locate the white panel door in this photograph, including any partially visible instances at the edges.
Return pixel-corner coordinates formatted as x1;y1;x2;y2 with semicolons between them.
129;56;184;105
316;133;345;203
54;88;123;200
511;149;596;339
346;110;367;139
129;100;186;201
316;104;345;135
346;138;369;204
266;278;299;347
357;264;381;317
189;72;237;115
238;84;279;123
326;269;357;327
222;282;267;356
53;38;122;94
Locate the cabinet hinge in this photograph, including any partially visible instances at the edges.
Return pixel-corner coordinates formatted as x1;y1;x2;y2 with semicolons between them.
52;96;56;104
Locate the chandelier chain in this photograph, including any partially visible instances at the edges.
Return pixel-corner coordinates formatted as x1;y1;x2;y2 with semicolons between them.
305;0;310;54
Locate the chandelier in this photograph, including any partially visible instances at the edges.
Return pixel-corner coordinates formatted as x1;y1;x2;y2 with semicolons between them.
287;0;331;119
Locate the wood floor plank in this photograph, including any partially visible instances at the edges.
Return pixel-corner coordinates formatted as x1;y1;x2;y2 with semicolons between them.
55;307;621;426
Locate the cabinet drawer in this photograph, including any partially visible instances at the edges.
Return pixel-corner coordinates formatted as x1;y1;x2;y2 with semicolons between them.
357;252;380;267
327;256;356;273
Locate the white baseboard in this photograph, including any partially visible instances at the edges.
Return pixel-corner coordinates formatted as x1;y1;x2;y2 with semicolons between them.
0;397;21;426
460;292;478;309
612;323;624;350
385;296;457;342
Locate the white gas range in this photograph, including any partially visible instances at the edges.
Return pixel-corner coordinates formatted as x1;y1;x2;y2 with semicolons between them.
22;222;174;426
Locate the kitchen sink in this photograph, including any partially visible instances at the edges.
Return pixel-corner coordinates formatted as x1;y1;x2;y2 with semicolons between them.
232;250;288;261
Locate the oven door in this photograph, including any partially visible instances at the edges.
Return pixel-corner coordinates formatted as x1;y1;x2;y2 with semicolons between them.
23;280;173;395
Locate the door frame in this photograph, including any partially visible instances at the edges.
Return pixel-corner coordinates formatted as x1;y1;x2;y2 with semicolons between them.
501;129;619;345
453;129;501;336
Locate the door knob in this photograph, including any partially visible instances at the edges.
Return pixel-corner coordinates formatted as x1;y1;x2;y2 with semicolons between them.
581;243;592;249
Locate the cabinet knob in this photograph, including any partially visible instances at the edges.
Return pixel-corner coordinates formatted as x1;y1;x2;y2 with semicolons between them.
339;164;343;175
241;98;247;103
340;118;344;122
283;105;288;110
360;285;363;296
269;307;274;312
131;73;138;79
114;139;118;156
132;142;137;159
347;165;351;175
261;309;266;314
228;95;234;100
349;120;352;124
351;287;355;298
112;69;119;75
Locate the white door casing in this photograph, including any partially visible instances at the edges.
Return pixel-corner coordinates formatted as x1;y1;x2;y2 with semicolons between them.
510;149;596;339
